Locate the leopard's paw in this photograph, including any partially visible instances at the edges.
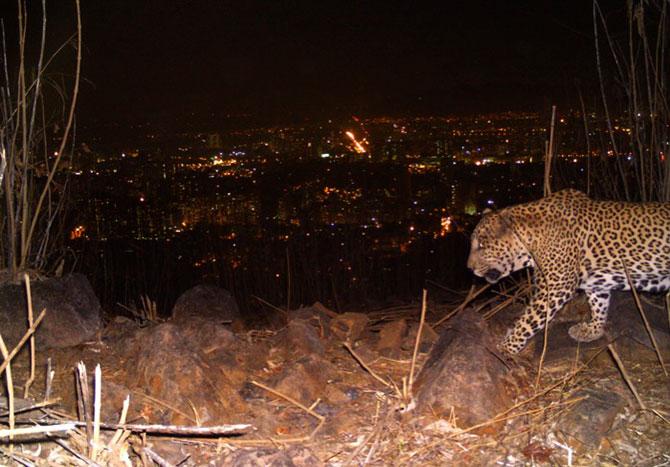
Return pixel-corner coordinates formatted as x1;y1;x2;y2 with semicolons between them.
568;322;605;342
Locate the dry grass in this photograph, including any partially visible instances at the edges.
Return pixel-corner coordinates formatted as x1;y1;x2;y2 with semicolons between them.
3;279;669;465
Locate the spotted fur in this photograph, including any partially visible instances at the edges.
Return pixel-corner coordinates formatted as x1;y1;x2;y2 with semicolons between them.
467;189;670;354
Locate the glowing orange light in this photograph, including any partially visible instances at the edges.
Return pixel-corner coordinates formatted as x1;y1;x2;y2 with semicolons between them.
70;225;86;240
440;216;452;236
345;131;367;154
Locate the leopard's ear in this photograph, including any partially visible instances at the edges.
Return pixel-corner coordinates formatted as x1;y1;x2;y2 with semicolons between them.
501;210;539;233
496;212;515;236
482;208;492;215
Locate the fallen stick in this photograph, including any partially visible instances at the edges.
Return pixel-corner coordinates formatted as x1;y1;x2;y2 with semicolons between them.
0;423;76;438
143;446;175;467
343;342;394;390
32;420;253;436
48;435;102;467
608;344;647;410
133;390;196;424
251;379;324;440
251;380;323;423
0;398;59;417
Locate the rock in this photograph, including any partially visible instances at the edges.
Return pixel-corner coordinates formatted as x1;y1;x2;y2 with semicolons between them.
272;355;335;405
413;309;513;428
531;291;670;365
179;316;237;351
403;321;439;352
121;322;247;425
171;284;240;323
219;446;322;467
377;319;407;358
311;301;339;318
325;408;367;436
288;302;337;338
530;321;603;364
559;382;626;449
0;273;102;349
608;292;670;362
329;312;368;342
274;319;325;357
290;302;337;322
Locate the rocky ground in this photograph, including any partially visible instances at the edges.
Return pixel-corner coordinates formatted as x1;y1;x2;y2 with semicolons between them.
1;276;669;466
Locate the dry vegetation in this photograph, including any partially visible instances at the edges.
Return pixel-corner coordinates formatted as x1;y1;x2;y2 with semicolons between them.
1;277;668;466
2;1;669;465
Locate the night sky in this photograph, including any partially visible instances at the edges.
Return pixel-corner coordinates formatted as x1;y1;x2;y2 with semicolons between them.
13;1;625;125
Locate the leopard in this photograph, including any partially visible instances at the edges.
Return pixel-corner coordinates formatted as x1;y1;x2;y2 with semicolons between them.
467;188;670;354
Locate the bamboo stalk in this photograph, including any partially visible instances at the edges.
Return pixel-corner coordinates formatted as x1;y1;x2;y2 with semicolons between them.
22;274;35;398
75;362;93;453
22;0;82;268
109;396;130;447
92;364;102;460
0;333;15;447
0;423;75;439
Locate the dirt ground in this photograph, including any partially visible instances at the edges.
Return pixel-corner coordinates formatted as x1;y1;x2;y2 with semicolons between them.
2;292;670;466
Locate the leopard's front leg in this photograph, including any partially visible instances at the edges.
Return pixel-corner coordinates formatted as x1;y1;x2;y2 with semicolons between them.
500;284;573;354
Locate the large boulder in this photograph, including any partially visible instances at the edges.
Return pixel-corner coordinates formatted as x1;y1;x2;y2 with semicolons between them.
171;284;240;323
0;273;102;349
559;382;627;450
413;309;514;428
121;321;247;425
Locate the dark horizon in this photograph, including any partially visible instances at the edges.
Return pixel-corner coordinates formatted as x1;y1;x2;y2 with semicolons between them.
2;1;631;130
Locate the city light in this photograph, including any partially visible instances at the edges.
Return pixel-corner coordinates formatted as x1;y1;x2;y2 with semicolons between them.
345;131;367;154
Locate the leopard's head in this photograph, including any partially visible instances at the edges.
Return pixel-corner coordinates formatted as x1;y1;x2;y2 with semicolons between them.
467;210;532;283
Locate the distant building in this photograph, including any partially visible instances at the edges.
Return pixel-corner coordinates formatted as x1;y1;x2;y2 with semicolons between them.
207;133;223;149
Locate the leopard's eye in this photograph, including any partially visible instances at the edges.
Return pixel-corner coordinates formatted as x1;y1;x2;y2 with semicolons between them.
478;241;484;249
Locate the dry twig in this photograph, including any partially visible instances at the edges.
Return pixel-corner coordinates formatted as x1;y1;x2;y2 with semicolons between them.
0;309;46;376
608;344;647;410
407;289;427;396
251;379;325;441
343;343;394;390
623;262;668;376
